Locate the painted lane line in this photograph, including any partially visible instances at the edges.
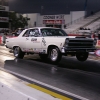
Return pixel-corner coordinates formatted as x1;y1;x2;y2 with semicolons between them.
28;84;72;100
0;67;89;100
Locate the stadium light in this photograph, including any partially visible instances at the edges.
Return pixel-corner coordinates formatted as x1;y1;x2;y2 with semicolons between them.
84;0;88;11
84;0;88;16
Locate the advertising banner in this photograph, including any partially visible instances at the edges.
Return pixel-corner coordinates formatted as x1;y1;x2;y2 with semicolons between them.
43;20;65;24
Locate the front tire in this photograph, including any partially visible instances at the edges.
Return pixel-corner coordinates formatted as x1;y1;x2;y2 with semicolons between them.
13;47;25;59
76;52;89;61
48;47;62;64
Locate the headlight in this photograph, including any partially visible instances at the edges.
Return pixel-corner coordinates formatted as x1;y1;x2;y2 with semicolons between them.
64;38;69;47
65;38;69;44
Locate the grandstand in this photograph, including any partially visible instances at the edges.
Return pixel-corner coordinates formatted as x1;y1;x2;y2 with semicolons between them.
64;11;100;34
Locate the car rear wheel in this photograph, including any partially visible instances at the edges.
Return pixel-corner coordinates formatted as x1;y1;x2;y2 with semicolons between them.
13;47;25;59
76;52;89;61
48;47;62;64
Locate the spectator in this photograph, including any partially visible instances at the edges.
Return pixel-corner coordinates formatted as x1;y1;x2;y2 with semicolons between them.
92;32;97;39
64;25;67;29
3;33;7;44
98;31;100;40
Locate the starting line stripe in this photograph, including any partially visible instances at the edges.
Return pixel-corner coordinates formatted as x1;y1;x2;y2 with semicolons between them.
27;84;72;100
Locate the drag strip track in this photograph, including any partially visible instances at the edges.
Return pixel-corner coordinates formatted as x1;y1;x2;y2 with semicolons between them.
0;46;100;100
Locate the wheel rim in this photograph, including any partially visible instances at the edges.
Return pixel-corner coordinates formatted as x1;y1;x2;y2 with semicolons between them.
50;49;58;61
14;47;19;57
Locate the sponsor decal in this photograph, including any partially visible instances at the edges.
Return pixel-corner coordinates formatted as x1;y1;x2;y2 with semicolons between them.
34;48;43;53
23;48;29;52
31;38;37;41
43;50;46;54
34;48;36;51
31;38;40;43
43;20;65;24
60;43;62;46
42;38;46;46
43;50;46;52
34;48;39;53
95;50;100;56
39;50;46;54
29;48;33;51
43;15;64;20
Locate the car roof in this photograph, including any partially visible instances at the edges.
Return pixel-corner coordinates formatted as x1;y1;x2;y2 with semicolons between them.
27;27;61;30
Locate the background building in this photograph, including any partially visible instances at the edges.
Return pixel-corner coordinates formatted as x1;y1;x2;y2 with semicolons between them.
0;0;9;31
23;11;85;29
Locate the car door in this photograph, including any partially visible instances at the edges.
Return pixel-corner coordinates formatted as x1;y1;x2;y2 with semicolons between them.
25;28;42;53
18;29;30;51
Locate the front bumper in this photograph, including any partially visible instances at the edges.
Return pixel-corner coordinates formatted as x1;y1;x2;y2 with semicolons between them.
61;47;97;53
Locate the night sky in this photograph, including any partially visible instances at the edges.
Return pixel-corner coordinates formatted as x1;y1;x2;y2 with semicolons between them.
9;0;100;15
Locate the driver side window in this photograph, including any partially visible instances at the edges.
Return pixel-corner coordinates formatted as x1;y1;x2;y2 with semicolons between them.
23;29;40;37
29;29;35;37
29;29;40;37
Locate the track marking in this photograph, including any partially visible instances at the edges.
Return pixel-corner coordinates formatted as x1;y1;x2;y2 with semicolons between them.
0;67;89;100
28;84;72;100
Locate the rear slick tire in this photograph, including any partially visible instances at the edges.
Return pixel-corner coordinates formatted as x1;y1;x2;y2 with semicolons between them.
13;47;25;59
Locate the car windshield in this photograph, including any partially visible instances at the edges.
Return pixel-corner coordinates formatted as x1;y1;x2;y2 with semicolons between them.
41;28;68;36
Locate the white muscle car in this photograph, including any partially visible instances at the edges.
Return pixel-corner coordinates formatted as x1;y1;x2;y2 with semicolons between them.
6;27;96;63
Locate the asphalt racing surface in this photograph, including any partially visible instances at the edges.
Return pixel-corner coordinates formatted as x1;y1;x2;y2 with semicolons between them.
0;45;100;100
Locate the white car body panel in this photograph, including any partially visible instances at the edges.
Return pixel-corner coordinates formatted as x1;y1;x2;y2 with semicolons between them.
6;36;76;53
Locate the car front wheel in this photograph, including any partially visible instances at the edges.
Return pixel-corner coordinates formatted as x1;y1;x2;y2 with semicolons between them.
13;47;25;59
76;52;89;61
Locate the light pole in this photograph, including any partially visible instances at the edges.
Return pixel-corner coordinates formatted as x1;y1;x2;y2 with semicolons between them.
41;6;44;15
84;0;88;16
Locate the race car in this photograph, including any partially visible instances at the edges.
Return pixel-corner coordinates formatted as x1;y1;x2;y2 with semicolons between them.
6;27;97;63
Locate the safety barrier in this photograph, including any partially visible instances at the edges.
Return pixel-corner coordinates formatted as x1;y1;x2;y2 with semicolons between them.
0;36;4;45
0;36;16;45
96;40;100;48
0;36;2;44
